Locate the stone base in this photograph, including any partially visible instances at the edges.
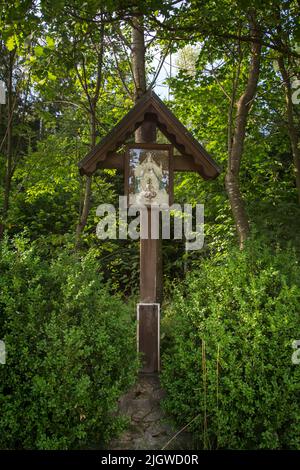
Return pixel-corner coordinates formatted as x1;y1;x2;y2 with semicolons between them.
109;374;193;450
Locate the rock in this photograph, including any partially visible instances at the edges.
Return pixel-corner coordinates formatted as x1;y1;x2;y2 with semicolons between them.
143;410;163;423
130;398;154;419
109;374;182;451
147;421;173;437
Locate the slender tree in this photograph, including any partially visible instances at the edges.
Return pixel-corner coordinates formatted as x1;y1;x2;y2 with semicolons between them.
75;22;105;245
225;14;262;248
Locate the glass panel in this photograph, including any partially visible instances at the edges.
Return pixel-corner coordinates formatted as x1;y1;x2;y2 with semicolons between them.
128;148;169;206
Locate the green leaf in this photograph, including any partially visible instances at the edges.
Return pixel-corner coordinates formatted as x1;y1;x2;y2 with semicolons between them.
46;36;55;49
47;71;56;81
34;45;44;57
6;36;15;51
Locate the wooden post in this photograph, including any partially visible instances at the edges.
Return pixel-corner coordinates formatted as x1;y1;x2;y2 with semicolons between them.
132;16;162;373
137;303;160;373
140;175;162;302
137;134;162;373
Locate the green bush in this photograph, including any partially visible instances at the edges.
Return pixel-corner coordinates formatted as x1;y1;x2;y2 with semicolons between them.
0;237;138;449
161;241;300;449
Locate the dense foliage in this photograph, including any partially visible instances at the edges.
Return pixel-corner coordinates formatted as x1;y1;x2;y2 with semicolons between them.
161;241;300;449
0;238;138;449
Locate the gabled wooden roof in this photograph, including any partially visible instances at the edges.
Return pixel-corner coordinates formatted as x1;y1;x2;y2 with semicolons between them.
78;90;221;180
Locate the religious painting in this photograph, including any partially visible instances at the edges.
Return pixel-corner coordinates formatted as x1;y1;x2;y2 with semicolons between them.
125;144;173;207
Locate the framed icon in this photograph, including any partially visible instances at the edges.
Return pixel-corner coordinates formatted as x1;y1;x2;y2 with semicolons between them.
125;143;173;207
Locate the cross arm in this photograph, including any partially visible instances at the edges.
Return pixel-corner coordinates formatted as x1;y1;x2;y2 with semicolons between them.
95;152;205;174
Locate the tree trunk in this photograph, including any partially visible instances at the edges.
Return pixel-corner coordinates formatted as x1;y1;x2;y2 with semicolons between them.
131;16;156;143
75;110;95;246
225;18;261;249
132;16;146;101
75;25;104;246
278;56;300;204
0;51;14;238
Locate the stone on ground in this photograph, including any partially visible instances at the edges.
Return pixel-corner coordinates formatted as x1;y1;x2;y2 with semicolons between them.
109;374;192;450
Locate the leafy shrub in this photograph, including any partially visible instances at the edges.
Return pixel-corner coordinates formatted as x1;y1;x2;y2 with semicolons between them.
0;237;138;449
161;241;300;449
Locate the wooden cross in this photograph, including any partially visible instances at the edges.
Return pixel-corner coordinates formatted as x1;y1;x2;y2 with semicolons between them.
78;90;220;374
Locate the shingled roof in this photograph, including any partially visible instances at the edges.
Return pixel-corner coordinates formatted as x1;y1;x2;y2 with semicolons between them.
78;90;221;180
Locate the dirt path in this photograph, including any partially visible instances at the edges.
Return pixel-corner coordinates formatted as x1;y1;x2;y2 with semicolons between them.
109;374;192;450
